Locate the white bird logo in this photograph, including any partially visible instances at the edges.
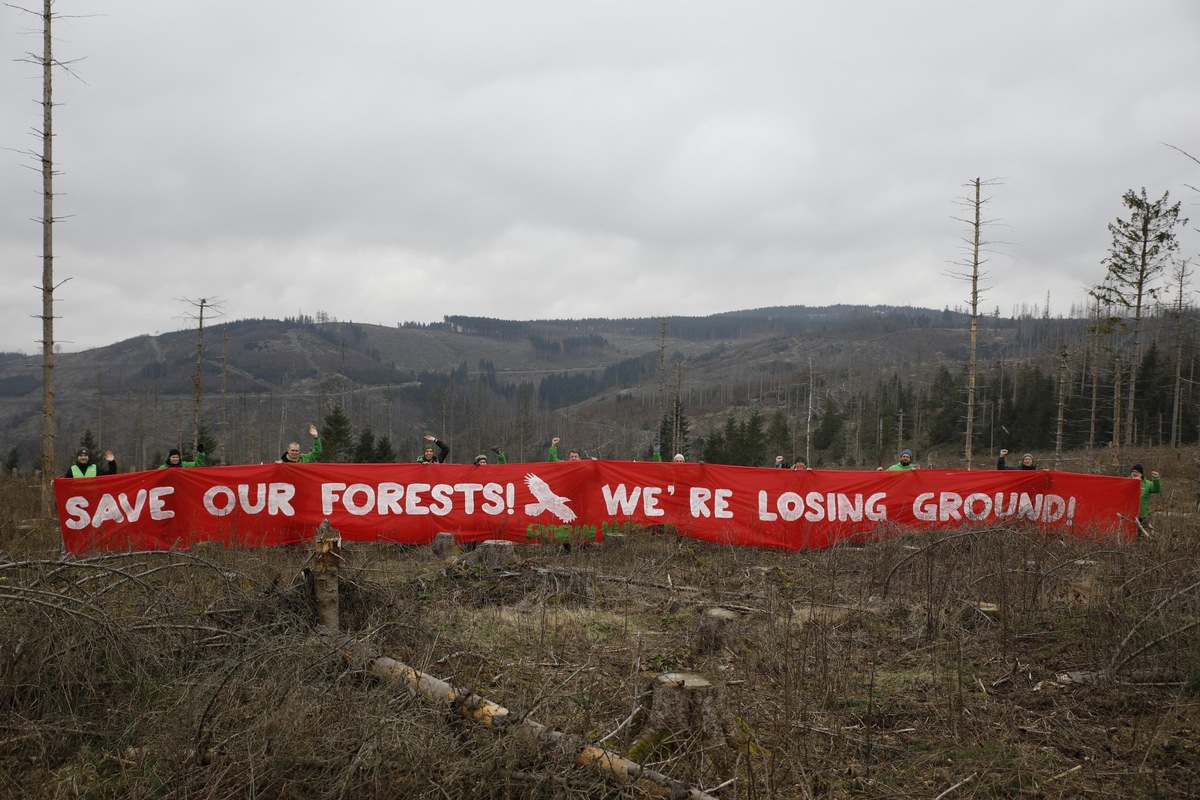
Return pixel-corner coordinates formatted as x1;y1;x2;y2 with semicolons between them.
523;473;577;523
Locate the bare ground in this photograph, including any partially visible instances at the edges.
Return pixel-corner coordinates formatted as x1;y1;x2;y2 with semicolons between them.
1;461;1198;799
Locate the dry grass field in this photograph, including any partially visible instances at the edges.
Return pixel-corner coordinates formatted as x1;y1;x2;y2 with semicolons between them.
2;453;1198;799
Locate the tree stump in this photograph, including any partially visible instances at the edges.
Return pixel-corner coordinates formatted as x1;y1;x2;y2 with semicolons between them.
696;607;740;653
457;538;516;567
305;519;341;631
431;531;459;558
631;671;733;761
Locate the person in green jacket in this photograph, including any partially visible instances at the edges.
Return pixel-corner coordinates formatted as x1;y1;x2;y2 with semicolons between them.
1131;464;1162;535
548;436;581;461
473;447;506;466
159;442;205;469
278;425;322;463
884;448;916;471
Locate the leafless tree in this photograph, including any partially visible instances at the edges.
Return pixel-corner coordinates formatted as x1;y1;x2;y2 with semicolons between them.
9;0;83;495
948;178;1004;468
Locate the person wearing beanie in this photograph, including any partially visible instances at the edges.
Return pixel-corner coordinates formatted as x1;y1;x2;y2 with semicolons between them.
791;456;810;470
884;448;916;471
997;448;1037;470
673;453;686;463
473;446;506;466
63;446;117;478
1130;464;1162;535
159;441;206;469
417;433;449;464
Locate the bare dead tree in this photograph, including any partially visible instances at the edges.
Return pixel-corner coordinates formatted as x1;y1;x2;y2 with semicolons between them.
1054;343;1070;469
1169;259;1194;448
948;178;1004;469
178;296;224;447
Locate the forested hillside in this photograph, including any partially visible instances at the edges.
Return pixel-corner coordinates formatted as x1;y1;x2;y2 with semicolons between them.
0;304;1195;475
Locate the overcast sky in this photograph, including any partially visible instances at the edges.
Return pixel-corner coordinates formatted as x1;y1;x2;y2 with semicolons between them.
2;1;1198;354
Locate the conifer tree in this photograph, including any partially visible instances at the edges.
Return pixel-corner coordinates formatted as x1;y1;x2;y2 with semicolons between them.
352;428;377;463
765;410;791;461
373;434;397;463
1092;188;1187;446
320;404;354;463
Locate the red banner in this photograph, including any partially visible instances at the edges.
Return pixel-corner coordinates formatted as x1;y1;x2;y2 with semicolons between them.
54;462;1140;554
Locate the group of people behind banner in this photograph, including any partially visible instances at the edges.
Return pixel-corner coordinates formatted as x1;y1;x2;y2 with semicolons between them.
61;429;1165;536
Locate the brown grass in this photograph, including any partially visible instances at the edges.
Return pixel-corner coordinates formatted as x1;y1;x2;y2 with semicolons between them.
1;458;1198;799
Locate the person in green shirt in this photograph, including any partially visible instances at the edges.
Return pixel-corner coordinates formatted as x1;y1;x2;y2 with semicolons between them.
1131;464;1161;536
885;448;916;471
548;436;581;461
278;425;322;463
159;442;205;469
473;447;506;466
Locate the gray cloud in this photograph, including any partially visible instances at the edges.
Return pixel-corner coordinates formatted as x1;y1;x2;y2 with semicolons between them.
2;0;1197;352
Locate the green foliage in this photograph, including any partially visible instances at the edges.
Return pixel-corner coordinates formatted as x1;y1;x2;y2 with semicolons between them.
79;429;99;454
657;394;692;459
766;410;791;459
926;365;963;447
372;434;397;463
352;428;376;463
812;395;844;454
320;404;354;463
701;410;769;466
1094;188;1186;312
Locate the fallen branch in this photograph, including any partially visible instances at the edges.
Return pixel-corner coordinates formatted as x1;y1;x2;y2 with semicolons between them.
347;646;721;800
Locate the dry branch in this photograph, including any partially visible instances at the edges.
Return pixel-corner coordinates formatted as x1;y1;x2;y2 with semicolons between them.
347;646;721;800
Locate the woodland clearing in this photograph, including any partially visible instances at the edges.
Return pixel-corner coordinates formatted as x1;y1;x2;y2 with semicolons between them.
1;453;1198;799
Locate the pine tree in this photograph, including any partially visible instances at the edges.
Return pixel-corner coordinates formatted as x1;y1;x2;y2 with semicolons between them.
79;429;99;454
1092;188;1187;447
352;428;377;463
373;434;397;463
765;410;791;461
320;404;354;463
657;394;692;459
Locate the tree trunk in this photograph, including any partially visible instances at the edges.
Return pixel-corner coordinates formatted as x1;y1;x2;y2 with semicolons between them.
306;520;341;631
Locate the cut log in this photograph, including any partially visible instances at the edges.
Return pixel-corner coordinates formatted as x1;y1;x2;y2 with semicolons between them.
348;648;719;800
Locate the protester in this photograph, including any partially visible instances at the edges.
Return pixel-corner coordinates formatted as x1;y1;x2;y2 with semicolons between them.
474;446;507;466
63;446;117;478
60;445;116;555
792;456;810;470
1131;464;1162;535
548;437;581;461
883;448;916;471
772;455;786;468
672;453;686;463
417;433;449;464
159;442;205;469
997;448;1037;470
278;425;322;463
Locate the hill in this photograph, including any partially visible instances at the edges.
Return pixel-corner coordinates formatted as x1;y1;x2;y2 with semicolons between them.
0;304;1101;472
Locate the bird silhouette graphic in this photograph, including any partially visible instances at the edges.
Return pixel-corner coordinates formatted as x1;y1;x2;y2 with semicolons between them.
523;473;577;523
